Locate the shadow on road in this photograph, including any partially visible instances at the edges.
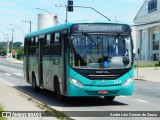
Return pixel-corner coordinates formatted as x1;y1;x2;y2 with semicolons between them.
15;85;128;108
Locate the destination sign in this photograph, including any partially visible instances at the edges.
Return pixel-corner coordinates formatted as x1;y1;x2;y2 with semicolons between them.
71;24;130;34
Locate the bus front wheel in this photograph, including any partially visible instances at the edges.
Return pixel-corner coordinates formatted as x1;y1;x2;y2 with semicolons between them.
104;96;115;103
54;79;64;101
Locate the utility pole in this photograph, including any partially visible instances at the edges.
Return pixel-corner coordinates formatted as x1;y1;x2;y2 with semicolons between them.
22;20;32;32
55;0;111;22
3;34;9;60
65;5;68;23
3;34;9;53
8;28;14;61
56;0;73;23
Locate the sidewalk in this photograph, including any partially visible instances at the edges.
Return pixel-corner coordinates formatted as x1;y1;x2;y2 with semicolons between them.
134;67;160;83
0;79;57;120
6;58;23;64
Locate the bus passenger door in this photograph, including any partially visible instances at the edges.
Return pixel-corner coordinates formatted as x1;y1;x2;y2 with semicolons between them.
61;31;68;94
38;36;45;87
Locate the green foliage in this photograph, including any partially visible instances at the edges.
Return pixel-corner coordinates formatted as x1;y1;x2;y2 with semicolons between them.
0;41;24;60
0;50;6;56
16;47;24;60
155;63;160;67
0;42;7;51
134;65;137;67
0;41;23;50
13;42;23;49
0;105;7;120
12;47;24;60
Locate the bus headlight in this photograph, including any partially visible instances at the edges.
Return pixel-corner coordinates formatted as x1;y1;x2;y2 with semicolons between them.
122;78;133;87
69;78;84;88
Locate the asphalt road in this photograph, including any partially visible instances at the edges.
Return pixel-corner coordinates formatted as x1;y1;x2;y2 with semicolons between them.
0;58;160;120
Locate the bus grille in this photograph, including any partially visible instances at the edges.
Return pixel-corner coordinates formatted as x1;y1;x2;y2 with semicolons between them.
74;68;131;80
81;73;122;80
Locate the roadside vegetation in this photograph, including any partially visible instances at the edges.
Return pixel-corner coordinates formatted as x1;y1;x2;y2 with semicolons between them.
0;105;7;120
0;42;24;60
134;63;160;68
134;65;160;68
25;96;67;119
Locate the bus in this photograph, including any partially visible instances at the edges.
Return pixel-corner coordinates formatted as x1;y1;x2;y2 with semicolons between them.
24;21;134;102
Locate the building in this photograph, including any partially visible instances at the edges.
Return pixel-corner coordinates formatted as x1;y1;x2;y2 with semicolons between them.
134;0;160;61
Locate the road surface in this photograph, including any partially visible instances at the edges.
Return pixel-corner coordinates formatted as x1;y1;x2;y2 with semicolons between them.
0;58;160;120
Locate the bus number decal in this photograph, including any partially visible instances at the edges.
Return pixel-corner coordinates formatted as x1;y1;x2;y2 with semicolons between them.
114;80;122;84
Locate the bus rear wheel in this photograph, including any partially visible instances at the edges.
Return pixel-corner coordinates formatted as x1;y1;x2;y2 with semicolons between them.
32;74;39;92
104;96;115;103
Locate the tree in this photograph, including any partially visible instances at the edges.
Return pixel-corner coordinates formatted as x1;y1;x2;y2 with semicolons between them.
0;50;6;56
13;42;23;49
16;46;24;60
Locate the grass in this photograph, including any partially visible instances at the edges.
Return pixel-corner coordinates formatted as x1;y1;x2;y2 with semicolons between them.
27;97;32;101
134;65;160;68
0;105;7;120
35;103;68;120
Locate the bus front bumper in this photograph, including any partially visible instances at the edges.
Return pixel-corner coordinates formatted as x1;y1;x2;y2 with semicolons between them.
68;81;134;97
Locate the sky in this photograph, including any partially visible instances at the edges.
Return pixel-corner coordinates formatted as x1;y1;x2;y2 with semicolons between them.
0;0;145;43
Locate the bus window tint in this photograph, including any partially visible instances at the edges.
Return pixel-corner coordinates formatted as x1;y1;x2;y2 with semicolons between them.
46;34;51;45
51;33;55;44
43;35;51;55
35;37;38;46
50;32;61;56
55;32;60;43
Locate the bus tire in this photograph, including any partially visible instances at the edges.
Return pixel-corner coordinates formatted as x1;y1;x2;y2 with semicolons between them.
104;96;115;103
32;73;39;92
54;79;64;101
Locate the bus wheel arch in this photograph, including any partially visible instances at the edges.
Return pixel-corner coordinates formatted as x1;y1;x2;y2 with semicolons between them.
32;72;39;92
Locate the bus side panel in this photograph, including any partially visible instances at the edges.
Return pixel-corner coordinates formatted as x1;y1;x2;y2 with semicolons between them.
23;56;27;82
24;40;30;83
38;38;44;87
28;56;39;84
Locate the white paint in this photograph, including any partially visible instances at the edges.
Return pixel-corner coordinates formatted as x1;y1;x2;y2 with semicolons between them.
119;96;127;98
0;65;20;71
14;73;22;76
134;99;149;103
4;73;11;76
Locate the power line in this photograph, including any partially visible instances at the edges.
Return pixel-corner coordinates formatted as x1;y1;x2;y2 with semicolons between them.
0;13;36;19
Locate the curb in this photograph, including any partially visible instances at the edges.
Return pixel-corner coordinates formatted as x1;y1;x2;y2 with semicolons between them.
5;60;23;64
0;79;71;120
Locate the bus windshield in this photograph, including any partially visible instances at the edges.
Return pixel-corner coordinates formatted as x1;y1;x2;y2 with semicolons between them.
69;34;133;69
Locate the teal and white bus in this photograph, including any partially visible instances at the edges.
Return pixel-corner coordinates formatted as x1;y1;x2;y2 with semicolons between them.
24;21;134;102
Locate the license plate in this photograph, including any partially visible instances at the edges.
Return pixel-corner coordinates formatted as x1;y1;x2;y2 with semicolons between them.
98;90;108;94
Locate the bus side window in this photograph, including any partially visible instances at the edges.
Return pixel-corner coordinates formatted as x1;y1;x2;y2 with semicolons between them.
46;34;51;45
24;38;29;56
31;37;37;56
55;32;60;43
51;32;61;56
29;38;33;55
51;33;55;44
35;37;38;55
44;34;51;55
